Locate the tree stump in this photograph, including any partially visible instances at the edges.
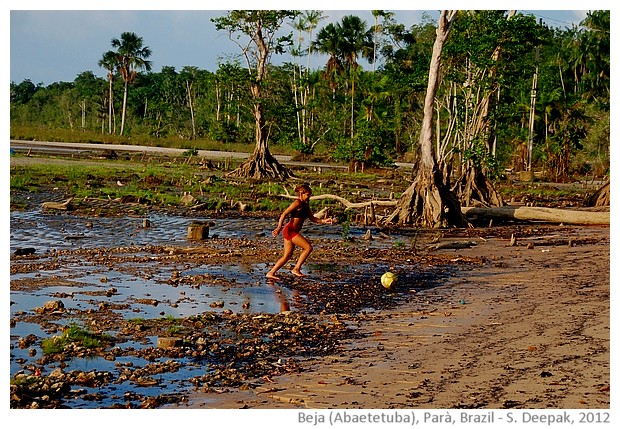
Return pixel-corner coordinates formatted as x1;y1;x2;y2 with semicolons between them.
187;221;214;240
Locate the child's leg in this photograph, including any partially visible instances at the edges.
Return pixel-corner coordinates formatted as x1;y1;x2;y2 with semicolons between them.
291;234;313;276
267;240;295;279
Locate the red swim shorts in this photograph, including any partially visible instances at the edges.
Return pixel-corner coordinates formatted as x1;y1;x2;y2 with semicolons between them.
282;223;300;241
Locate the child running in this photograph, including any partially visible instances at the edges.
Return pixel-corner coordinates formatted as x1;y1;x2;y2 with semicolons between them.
266;184;334;280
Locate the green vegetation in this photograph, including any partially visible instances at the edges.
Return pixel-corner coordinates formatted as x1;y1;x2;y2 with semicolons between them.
10;10;609;183
10;155;402;213
41;323;115;355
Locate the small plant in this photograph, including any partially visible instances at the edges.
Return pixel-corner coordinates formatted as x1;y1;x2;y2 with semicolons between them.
339;211;352;241
168;325;182;336
410;227;421;254
41;323;114;355
183;148;199;157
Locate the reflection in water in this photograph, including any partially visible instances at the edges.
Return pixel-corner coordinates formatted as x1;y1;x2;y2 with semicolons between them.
268;283;299;313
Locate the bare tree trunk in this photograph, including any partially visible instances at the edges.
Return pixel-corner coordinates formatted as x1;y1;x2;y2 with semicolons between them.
81;100;86;131
108;77;114;134
215;81;221;122
388;11;466;228
120;81;128;136
186;80;196;140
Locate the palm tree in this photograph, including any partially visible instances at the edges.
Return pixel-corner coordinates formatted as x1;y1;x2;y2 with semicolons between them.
290;11;326;153
110;32;152;136
339;15;373;70
313;22;344;98
302;10;326;72
337;15;373;139
98;50;119;134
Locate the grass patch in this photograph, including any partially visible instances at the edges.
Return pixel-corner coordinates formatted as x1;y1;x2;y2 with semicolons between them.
41;323;114;355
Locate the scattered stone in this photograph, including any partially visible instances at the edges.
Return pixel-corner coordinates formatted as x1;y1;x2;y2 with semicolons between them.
34;300;65;314
14;247;36;256
180;194;195;206
157;337;183;348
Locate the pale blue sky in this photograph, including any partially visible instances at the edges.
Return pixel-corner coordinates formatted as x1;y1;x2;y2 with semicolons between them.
7;3;591;86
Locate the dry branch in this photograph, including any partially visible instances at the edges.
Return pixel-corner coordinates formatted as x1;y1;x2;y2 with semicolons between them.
279;191;609;226
279;192;397;210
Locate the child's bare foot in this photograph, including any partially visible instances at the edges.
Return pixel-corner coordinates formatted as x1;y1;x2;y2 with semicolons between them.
266;272;280;280
291;269;306;277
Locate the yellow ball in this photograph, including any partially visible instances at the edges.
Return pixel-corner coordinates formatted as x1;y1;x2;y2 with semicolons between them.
381;271;398;290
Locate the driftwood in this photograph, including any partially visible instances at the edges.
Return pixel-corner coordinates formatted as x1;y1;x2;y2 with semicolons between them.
279;192;397;210
163;246;242;256
462;205;610;225
41;198;74;211
427;240;478;251
279;191;610;226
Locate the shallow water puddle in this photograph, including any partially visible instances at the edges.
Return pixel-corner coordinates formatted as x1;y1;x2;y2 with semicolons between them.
12;265;298;316
10;209;416;408
10;210;389;253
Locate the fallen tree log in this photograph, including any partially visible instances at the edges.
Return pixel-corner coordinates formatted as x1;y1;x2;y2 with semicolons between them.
41;198;74;211
462;205;610;225
279;191;610;226
427;240;478;251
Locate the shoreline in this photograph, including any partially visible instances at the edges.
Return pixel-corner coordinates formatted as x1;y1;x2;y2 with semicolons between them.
173;226;610;409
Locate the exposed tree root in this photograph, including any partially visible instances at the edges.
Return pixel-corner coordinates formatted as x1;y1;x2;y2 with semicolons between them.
583;180;610;207
386;169;467;228
452;167;504;207
227;150;293;180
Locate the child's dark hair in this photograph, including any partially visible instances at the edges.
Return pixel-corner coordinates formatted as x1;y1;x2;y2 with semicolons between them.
295;184;312;194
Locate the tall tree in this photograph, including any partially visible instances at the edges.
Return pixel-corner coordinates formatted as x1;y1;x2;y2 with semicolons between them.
575;10;610;108
180;66;200;140
98;50;119;134
339;15;373;140
289;11;326;154
388;10;466;227
313;15;373;140
213;10;298;179
110;32;152;136
371;10;394;71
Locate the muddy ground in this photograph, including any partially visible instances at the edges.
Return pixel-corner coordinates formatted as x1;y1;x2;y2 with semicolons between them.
10;210;610;411
8;160;610;411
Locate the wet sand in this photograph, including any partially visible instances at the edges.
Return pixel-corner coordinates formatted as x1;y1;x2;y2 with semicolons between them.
174;226;610;409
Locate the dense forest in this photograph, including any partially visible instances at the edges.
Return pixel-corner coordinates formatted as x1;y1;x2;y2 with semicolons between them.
10;10;610;183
